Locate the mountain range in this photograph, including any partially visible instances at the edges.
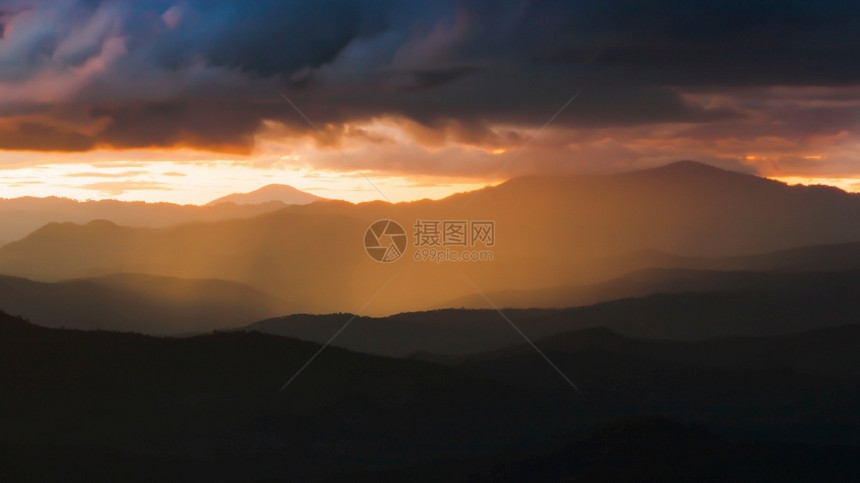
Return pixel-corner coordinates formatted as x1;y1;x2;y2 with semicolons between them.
0;273;282;334
247;269;860;356
2;244;859;335
2;162;859;317
0;184;322;246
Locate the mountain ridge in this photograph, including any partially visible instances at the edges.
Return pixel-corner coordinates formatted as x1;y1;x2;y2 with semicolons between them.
0;272;283;334
2;161;859;315
207;183;323;206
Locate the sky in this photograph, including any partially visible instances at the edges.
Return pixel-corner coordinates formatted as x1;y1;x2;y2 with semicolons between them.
0;0;859;203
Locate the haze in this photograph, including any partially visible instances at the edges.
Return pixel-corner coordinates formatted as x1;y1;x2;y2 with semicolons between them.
2;1;860;480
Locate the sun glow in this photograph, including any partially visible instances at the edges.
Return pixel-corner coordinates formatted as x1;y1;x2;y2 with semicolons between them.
770;176;860;193
0;117;517;204
0;157;492;205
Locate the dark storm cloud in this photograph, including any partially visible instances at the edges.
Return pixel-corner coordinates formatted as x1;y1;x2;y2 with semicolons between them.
0;122;94;151
530;0;860;86
89;101;276;152
0;0;858;152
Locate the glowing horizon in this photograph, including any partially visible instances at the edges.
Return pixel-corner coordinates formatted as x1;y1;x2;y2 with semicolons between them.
0;157;500;205
3;156;859;207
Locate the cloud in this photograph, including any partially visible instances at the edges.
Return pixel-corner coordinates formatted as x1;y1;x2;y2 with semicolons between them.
0;0;857;177
65;170;149;178
0;122;94;151
82;180;171;196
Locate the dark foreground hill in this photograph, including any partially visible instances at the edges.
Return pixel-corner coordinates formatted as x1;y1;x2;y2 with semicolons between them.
331;419;860;483
1;311;858;481
0;311;577;481
443;324;860;381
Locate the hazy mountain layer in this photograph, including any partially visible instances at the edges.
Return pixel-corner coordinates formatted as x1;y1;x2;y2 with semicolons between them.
442;262;860;309
2;162;859;315
0;196;297;245
0;273;282;334
247;270;860;356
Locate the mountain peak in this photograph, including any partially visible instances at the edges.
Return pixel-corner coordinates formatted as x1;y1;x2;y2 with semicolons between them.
648;160;746;175
618;161;766;185
207;184;322;206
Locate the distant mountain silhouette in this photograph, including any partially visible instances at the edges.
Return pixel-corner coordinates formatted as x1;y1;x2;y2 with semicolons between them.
0;196;289;245
207;184;323;205
442;261;860;309
2;161;859;314
599;240;860;274
246;270;860;356
1;312;858;480
0;273;283;334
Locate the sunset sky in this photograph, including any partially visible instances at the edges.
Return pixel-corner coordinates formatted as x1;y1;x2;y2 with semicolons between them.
1;0;859;203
